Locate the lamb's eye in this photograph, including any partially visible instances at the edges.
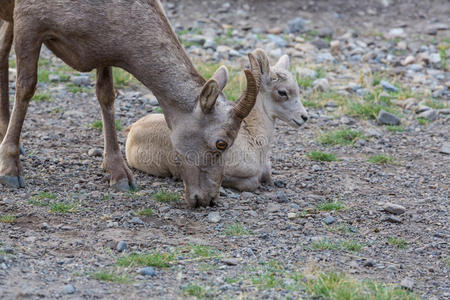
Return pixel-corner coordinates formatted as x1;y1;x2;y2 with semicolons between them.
216;140;228;151
278;90;288;97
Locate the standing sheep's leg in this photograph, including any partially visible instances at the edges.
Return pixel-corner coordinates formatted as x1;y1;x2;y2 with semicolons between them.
96;67;136;192
0;31;40;188
0;21;13;143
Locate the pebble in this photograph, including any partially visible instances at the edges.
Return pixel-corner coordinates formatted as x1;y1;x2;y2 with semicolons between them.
130;217;145;225
287;212;297;220
440;142;450;155
296;67;317;78
276;192;289;203
401;56;415;66
380;80;399;93
418;109;438;121
384;216;402;223
207;212;221;223
313;78;329;91
400;277;414;291
221;258;240;266
116;241;127;252
140;267;156;277
62;284;76;295
71;75;91;86
323;216;335;225
377;110;401;125
288;17;306;33
88;148;103;157
383;203;406;215
315;52;334;63
387;28;405;39
312;165;322;171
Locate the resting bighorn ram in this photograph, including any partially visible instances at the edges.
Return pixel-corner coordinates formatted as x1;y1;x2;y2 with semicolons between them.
0;0;260;208
125;50;308;191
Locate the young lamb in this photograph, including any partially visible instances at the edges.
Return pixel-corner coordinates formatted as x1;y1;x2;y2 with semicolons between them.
125;49;308;191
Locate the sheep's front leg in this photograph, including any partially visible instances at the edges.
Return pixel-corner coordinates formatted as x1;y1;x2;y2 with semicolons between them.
0;21;13;143
96;67;136;192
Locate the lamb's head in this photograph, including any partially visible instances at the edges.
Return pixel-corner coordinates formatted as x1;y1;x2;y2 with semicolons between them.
168;55;261;208
253;49;308;128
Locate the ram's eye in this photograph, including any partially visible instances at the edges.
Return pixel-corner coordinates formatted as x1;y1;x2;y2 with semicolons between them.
216;140;228;151
278;90;288;97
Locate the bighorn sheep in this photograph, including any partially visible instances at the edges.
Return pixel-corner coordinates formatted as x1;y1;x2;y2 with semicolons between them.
0;0;260;207
125;50;308;191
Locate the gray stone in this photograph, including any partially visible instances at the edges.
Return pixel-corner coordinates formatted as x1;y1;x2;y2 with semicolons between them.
383;203;406;215
380;80;399;93
116;241;127;252
384;215;402;223
440;142;450;155
365;128;383;138
203;39;217;50
49;74;61;82
267;203;281;213
438;108;450;115
313;78;329;91
288;17;306;33
418;109;438;121
71;75;91;86
222;258;240;266
400;277;414;291
312;165;322;172
311;38;330;50
88;148;103;157
296;68;317;78
62;284;76;295
318;27;333;38
130;217;144;225
269;48;283;58
323;216;335;225
276;192;289;203
140;267;156;277
207;212;221;223
267;34;287;48
241;192;254;199
387;28;405;39
315;52;334;64
430;53;441;65
377;110;401;125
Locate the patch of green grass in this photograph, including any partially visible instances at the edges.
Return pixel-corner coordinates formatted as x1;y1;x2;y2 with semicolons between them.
368;155;395;165
307;151;337;162
91;120;103;130
225;222;252;236
417;117;430;126
113;68;136;87
29;192;57;206
154;107;163;113
439;44;448;70
66;83;91;94
0;215;16;223
387;237;408;249
9;58;16;68
49;202;77;214
38;69;51;82
38;58;52;67
319;129;364;146
310;239;341;251
137;208;154;217
304;272;420;300
116;251;176;268
153;190;180;203
186;244;218;258
325;224;355;234
444;257;450;266
32;92;52;102
385;125;405;133
182;284;209;298
195;62;242;101
340;240;364;252
315;68;326;79
297;75;315;89
316;201;345;212
115;120;123;131
91;271;132;284
424;98;448;110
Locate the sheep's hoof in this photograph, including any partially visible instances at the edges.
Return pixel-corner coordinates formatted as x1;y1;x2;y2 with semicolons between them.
111;179;137;192
0;175;25;188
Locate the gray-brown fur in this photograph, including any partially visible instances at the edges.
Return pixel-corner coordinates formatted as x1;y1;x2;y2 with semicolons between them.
0;0;260;208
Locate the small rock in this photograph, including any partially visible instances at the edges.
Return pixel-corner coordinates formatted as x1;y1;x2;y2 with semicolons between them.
312;165;322;172
203;39;217;50
144;93;159;106
387;28;405;39
71;75;90;86
88;148;103;157
318;27;333;38
380;80;399;93
288;17;306;33
267;34;287;48
287;212;297;220
41;223;49;230
315;52;334;64
418;109;438;121
140;267;156;277
296;67;317;78
313;78;329;91
276;192;289;203
384;216;402;223
311;38;330;50
440;142;450;155
400;277;414;291
269;48;283;58
365;128;383;138
401;56;415;66
267;203;281;213
330;40;341;55
116;241;127;252
49;74;61;82
430;53;441;65
130;217;144;225
383;203;406;215
207;212;221;223
323;216;335;225
222;258;240;266
377;110;401;125
363;260;375;267
62;284;76;295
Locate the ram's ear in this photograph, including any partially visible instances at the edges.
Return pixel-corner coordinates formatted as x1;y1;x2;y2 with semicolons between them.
199;79;220;114
275;55;290;70
211;66;229;91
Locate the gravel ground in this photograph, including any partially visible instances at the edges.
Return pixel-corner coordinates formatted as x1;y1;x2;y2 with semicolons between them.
0;1;449;299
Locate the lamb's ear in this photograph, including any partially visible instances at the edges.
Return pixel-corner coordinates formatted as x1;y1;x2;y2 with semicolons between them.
275;55;290;70
252;49;270;75
211;66;228;91
199;79;220;114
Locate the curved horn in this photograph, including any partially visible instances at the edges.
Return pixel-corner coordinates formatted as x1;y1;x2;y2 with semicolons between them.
232;70;258;120
248;53;262;91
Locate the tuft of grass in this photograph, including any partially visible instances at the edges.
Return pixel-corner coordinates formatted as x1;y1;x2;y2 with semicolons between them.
225;222;252;236
49;202;77;214
195;62;242;101
91;271;132;284
90;120;122;131
316;201;345;212
297;75;315;89
424;98;448;110
319;129;364;146
439;44;448;70
387;237;408;249
417;117;430;126
66;83;91;94
385;125;404;133
137;208;154;217
116;251;176;268
182;284;209;298
153;190;180;203
29;192;57;206
113;68;136;87
307;151;337;162
304;272;420;300
38;69;51;82
9;58;16;68
185;244;218;258
0;215;16;224
340;240;364;252
310;239;340;251
368;155;395;165
32;92;52;102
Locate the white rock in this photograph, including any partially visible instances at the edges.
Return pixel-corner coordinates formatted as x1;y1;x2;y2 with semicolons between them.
207;212;221;223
